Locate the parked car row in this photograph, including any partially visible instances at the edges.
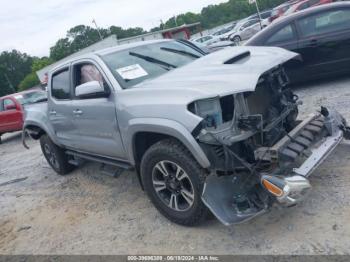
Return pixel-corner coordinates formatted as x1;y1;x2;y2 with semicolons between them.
191;0;335;48
246;2;350;83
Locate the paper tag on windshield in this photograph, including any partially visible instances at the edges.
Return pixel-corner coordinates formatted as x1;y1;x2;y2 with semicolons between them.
116;64;148;80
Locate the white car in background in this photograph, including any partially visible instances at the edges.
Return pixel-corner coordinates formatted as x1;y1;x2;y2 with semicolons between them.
221;19;263;44
191;35;220;46
230;19;263;43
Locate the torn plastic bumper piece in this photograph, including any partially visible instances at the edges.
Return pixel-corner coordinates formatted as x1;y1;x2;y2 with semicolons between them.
201;175;267;226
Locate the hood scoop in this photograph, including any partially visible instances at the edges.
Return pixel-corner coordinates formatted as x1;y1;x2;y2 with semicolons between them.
224;51;251;65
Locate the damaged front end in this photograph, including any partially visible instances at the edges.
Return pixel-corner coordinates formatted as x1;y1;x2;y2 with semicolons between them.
189;66;350;226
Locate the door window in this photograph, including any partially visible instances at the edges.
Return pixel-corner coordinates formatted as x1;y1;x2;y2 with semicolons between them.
73;63;109;97
52;69;70;100
297;9;350;37
309;0;320;6
266;24;296;44
3;99;15;110
0;100;4;112
298;2;310;11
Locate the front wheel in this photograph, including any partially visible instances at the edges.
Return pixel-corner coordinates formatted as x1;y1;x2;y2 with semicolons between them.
231;36;241;45
140;139;210;226
40;134;74;175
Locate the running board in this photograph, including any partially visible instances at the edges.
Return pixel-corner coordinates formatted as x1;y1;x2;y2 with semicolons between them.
65;150;133;170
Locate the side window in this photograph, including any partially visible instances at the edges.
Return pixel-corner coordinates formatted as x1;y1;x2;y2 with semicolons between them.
266;24;296;44
241;22;250;30
298;2;310;11
73;63;109;97
0;100;3;112
309;0;319;6
3;99;15;110
52;69;70;100
297;9;350;37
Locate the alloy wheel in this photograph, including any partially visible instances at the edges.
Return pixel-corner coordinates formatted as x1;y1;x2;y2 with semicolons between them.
152;160;195;212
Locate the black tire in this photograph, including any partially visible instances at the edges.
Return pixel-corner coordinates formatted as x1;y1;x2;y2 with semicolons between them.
40;134;74;175
231;35;241;45
140;139;210;226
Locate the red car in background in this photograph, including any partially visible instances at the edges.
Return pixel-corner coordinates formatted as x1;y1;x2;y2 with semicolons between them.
0;89;47;143
283;0;333;16
269;0;302;22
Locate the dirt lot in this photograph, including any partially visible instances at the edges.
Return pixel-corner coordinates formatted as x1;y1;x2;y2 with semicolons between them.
1;76;350;255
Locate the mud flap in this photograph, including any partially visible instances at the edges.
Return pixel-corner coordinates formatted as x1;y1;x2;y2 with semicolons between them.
201;175;266;226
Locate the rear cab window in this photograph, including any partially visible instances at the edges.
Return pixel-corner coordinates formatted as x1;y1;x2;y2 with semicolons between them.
3;98;16;110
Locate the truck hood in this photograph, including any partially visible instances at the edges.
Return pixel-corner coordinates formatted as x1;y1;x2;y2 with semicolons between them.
136;46;299;97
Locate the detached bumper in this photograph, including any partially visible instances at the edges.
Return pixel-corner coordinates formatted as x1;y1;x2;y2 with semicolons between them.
259;109;348;206
202;108;349;225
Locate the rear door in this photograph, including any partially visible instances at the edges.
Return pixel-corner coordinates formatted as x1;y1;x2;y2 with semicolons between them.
296;8;350;78
70;60;126;160
0;98;22;133
48;67;76;147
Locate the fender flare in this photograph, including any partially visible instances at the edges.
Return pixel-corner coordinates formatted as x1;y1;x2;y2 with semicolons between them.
23;120;61;147
124;118;211;169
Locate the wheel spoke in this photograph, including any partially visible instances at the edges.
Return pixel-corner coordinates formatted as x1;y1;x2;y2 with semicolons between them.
175;167;187;181
155;161;169;177
169;193;179;211
181;189;194;206
153;180;166;192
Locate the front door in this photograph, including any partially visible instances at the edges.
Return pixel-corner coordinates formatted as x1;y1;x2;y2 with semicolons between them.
263;22;300;82
70;61;127;160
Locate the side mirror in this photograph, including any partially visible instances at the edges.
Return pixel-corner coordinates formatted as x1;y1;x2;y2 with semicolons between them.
5;104;16;110
75;81;109;98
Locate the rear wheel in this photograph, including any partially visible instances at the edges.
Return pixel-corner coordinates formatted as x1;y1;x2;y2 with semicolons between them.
40;134;74;175
140;139;210;226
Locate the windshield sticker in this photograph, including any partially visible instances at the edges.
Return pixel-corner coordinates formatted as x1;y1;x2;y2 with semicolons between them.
116;64;148;80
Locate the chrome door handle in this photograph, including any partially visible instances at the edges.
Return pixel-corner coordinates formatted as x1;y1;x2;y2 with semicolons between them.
49;110;57;115
73;109;83;115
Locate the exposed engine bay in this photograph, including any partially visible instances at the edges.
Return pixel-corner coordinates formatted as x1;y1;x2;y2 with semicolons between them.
189;65;350;225
189;66;298;172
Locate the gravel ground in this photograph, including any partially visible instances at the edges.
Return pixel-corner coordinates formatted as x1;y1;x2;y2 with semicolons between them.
1;75;350;255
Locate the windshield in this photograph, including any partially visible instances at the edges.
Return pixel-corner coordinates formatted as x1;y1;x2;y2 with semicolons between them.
14;91;47;105
102;41;203;89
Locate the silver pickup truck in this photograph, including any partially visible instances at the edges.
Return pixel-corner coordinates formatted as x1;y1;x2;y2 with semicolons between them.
23;39;350;226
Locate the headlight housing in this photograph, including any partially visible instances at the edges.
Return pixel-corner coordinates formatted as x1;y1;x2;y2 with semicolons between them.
188;98;223;128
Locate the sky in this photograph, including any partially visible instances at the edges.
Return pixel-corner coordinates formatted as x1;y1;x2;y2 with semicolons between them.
0;0;227;57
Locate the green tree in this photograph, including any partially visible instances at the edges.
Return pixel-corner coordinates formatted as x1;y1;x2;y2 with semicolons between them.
18;57;54;91
50;38;72;61
17;72;40;91
0;50;33;96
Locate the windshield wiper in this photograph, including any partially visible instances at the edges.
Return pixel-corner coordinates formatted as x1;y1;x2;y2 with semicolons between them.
160;47;200;59
129;51;177;71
